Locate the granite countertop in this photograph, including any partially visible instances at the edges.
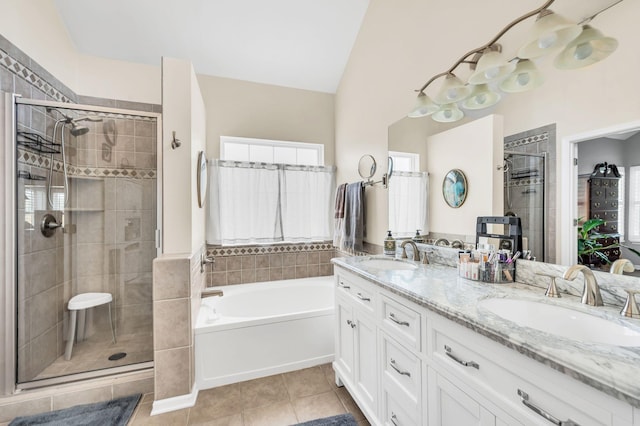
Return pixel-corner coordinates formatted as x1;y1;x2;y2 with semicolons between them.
332;256;640;408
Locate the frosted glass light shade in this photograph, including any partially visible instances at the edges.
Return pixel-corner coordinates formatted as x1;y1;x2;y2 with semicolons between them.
499;59;544;93
462;84;501;110
468;50;516;85
434;74;472;104
408;92;439;118
432;103;464;123
554;25;618;70
518;10;582;59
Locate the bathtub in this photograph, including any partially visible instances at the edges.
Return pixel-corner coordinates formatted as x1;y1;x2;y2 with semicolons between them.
195;276;335;390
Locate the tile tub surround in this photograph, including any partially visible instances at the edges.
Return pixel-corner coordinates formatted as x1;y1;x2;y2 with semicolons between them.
206;242;335;286
128;364;370;426
333;256;640;408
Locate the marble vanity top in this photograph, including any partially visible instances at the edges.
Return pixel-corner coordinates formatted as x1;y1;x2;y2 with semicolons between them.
332;256;640;408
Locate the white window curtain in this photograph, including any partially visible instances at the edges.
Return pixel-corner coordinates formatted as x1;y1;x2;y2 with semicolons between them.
388;171;429;238
207;160;335;245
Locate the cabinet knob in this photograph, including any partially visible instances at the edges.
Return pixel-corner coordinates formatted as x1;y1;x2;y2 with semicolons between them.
346;319;356;329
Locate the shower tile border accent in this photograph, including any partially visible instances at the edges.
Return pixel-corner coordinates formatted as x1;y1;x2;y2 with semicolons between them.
207;242;334;257
504;131;549;149
0;46;73;103
18;149;157;179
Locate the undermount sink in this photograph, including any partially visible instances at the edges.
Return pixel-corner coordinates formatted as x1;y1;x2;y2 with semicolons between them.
479;298;640;347
357;257;418;271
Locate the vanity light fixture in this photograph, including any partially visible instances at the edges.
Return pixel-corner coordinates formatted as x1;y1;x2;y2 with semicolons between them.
434;74;472;104
407;0;624;123
499;59;545;93
554;25;619;69
462;84;501;110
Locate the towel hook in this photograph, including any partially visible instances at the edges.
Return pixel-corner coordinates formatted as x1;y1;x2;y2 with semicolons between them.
171;131;181;150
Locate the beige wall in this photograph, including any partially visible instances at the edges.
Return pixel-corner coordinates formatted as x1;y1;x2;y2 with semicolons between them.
197;75;335;164
335;0;640;260
426;115;504;237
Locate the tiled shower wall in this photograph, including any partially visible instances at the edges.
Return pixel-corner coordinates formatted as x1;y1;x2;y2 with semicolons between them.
504;123;557;263
0;32;159;415
206;242;335;286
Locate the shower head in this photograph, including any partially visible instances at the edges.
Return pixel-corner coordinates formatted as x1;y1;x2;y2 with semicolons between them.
70;122;90;136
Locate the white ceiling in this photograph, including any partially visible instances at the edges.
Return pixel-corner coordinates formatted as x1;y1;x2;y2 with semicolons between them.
53;0;370;94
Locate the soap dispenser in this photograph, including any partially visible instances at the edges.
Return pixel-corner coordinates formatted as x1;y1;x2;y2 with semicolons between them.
412;230;424;243
384;230;396;256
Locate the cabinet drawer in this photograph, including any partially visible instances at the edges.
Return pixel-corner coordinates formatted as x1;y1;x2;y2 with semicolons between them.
433;323;627;425
380;295;422;351
382;333;421;403
336;273;376;315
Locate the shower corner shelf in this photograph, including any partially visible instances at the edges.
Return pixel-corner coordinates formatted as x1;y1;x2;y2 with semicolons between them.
17;131;61;154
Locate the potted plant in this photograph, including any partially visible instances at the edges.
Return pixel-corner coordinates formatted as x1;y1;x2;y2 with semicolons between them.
578;217;640;267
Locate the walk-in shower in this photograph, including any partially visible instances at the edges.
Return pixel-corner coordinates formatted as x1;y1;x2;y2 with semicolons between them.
503;150;546;261
6;97;160;389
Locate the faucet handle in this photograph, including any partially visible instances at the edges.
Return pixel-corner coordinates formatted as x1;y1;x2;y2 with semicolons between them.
537;273;561;298
420;251;429;264
401;247;408;259
621;289;640;318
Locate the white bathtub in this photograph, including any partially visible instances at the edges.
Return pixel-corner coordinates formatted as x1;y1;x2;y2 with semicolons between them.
195;276;335;390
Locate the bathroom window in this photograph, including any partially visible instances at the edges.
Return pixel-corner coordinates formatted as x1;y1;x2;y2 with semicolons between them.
220;136;324;166
389;151;420;172
388;150;428;238
629;165;640;242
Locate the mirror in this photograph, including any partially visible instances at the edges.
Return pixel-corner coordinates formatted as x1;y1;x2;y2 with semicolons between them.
442;169;467;208
358;154;377;180
197;151;208;208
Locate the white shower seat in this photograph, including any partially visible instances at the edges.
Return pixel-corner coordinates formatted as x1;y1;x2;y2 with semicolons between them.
64;292;116;361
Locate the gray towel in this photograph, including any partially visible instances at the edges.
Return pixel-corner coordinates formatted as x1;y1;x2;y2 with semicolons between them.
341;182;365;252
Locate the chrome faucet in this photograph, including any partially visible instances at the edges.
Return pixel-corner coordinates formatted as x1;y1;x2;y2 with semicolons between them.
400;240;420;261
202;288;224;299
434;238;449;247
610;259;635;275
563;265;603;306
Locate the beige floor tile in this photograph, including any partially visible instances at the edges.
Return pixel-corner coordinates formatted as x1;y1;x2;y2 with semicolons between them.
129;402;189;425
243;400;297;426
357;419;371;426
189;384;243;424
239;375;289;410
335;387;365;421
283;366;331;399
292;391;346;423
188;412;243;426
320;363;339;390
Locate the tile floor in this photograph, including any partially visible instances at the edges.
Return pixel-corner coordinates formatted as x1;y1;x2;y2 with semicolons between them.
129;364;370;426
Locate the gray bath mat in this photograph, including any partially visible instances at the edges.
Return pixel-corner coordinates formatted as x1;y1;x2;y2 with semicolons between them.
294;413;358;426
9;393;141;426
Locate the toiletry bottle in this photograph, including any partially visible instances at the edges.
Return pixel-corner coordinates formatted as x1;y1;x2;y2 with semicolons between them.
412;230;424;243
384;230;396;256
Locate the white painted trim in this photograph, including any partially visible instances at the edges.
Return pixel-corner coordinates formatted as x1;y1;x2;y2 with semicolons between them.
560;120;640;266
150;383;199;416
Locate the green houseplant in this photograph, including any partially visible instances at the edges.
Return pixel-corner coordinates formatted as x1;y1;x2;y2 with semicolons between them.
578;218;640;266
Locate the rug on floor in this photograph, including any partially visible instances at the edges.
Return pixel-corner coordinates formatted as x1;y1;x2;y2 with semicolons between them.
9;393;141;426
295;413;358;426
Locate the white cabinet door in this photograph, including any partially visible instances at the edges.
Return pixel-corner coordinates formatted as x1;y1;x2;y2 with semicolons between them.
429;368;497;426
335;299;354;380
354;313;377;412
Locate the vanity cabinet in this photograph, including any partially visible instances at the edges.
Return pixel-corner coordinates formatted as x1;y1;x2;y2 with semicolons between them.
334;273;378;422
333;265;638;426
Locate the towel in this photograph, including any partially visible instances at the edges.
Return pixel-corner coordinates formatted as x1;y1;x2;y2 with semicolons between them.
341;182;365;252
333;183;347;248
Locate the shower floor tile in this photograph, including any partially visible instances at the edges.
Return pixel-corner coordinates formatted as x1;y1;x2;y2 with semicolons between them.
33;331;153;380
129;364;370;426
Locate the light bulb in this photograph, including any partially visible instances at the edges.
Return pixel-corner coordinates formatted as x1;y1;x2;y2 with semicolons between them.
475;94;487;105
574;42;593;60
538;32;558;49
444;109;453;119
483;67;500;80
447;88;458;100
517;72;530;86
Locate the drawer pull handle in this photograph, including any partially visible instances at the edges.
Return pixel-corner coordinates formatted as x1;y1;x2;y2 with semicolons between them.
339;282;351;289
346;320;356;329
517;389;578;425
444;345;479;369
357;293;371;302
390;413;399;426
389;312;410;326
390;358;411;377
